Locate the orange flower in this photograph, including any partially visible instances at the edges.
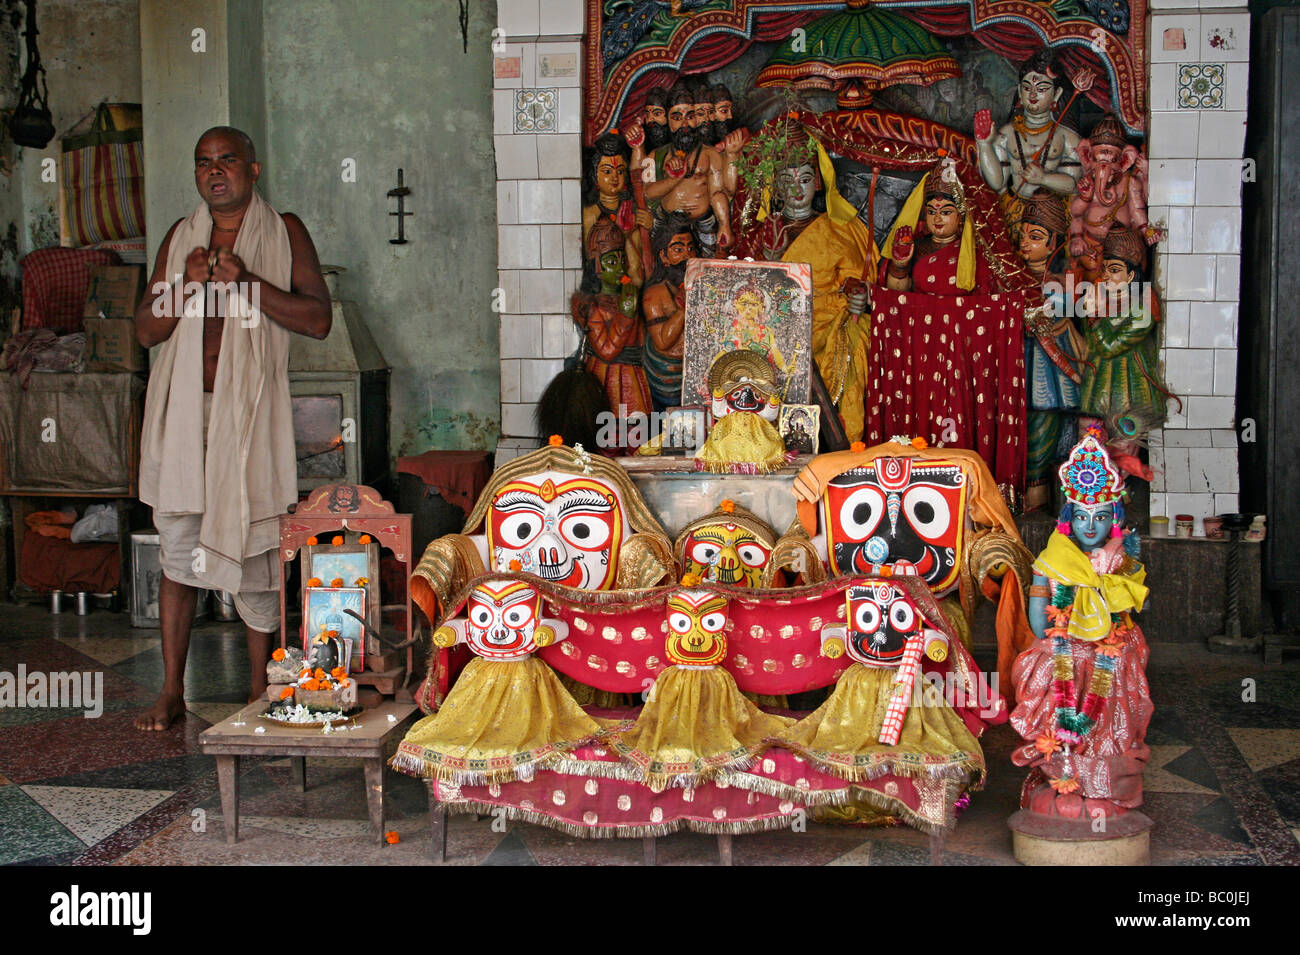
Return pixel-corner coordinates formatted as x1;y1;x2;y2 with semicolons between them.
332;536;344;546
330;577;345;588
619;275;631;285
314;668;327;680
307;536;318;546
1035;734;1061;755
508;559;522;572
331;667;347;680
303;679;321;691
911;436;929;450
719;499;736;514
850;441;866;453
548;434;563;447
359;534;371;545
936;147;948;158
271;648;286;662
355;577;369;586
307;577;323;588
340;679;351;688
279;686;294;700
1049;776;1080;795
319;680;333;691
327;630;340;639
1095;641;1124;659
879;565;893;577
680;573;702;588
384;831;400;845
300;669;311;680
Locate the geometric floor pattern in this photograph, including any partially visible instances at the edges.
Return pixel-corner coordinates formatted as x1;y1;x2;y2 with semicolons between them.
2;604;1299;865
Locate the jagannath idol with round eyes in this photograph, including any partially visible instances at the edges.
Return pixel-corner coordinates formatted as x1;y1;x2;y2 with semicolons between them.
608;577;793;791
1009;428;1153;824
674;499;775;588
391;568;622;785
694;349;794;474
774;579;988;814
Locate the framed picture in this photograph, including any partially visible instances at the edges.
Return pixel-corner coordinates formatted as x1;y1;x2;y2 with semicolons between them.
303;586;366;673
680;258;813;408
662;405;706;453
779;403;820;456
304;534;380;658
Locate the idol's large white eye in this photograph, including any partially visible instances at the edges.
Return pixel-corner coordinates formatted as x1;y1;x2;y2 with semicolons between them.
737;543;768;567
837;487;885;541
700;612;727;633
690;541;719;565
854;600;881;633
669;612;693;634
903;486;951;541
503;604;533;629
498;511;544;548
889;600;915;632
469;605;494;628
559;513;611;550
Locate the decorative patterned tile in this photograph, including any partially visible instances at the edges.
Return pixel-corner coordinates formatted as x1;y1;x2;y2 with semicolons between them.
55;635;160;667
240;815;373;840
1178;63;1225;110
1145;745;1219;794
514;88;558;133
21;785;173;846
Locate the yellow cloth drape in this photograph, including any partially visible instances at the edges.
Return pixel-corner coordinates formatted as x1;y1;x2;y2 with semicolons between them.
610;665;793;790
784;214;876;442
1032;533;1149;642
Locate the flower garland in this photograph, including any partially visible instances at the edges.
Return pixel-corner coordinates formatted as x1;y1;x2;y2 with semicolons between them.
1045;581;1120;793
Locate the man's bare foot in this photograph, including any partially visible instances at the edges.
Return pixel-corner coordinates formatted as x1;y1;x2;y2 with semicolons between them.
134;692;185;731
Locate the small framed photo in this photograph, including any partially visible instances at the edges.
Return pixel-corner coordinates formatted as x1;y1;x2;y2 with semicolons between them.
303;586;366;673
304;535;380;657
779;403;820;455
663;405;706;453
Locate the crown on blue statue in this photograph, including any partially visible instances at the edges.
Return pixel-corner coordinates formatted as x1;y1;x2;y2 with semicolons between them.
1059;427;1125;512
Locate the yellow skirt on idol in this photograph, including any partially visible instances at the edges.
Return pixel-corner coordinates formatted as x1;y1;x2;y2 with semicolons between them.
389;656;616;785
611;665;793;791
775;662;985;783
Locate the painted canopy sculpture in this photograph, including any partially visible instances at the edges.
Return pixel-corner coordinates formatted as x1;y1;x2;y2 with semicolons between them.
757;2;961;108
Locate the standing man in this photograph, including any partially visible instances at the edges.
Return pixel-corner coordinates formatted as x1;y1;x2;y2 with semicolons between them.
133;127;331;730
641;212;697;410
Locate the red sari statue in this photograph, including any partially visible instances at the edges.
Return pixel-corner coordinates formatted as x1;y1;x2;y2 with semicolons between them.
869;157;1029;494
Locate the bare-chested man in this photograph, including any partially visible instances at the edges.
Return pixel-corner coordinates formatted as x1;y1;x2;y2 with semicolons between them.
133;127;331;730
641;84;733;254
641;212;697;410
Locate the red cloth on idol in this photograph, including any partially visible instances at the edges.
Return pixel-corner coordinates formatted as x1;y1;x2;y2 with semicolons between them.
396;449;492;516
20;247;121;334
868;243;1028;490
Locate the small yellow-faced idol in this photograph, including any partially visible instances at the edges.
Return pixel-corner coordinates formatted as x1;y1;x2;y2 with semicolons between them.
674;499;775;588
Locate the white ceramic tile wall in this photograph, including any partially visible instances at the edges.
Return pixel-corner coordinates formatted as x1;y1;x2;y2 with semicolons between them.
1146;10;1247;524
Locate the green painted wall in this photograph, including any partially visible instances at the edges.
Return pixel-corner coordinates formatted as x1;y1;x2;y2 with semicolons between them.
261;0;500;457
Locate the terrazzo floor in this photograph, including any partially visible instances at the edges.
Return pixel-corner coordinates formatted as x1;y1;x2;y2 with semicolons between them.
1;604;1297;866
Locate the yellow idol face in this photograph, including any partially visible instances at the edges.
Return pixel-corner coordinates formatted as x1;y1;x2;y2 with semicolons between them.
664;591;729;667
682;522;771;587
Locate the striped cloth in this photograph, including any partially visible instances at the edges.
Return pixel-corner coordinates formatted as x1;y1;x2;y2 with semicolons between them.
20;247;121;334
878;631;926;746
62;139;145;247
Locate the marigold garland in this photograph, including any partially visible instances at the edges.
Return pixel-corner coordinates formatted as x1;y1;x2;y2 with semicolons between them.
271;648;286;662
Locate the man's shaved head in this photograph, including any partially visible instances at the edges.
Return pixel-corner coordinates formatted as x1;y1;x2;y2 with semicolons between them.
197;126;256;163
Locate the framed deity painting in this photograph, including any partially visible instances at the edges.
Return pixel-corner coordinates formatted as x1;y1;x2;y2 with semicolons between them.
779;403;820;455
302;586;366;674
680;258;813;408
303;532;380;663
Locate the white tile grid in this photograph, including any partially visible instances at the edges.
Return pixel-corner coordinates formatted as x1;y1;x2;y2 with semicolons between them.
1191;205;1242;253
536;133;581;178
1185;395;1235;429
499;314;542;359
495;134;539;179
1200;14;1251;62
1188;446;1239;493
1214;493;1239;513
1210;429;1237;447
495;436;543;468
497;180;519;225
500;358;521;403
1164;346;1215;397
538;0;584;37
1162;253;1217;300
539;224;565;268
496;0;540;39
1149;111;1200;158
501;402;539;439
1197;111;1248;159
561;179;582;222
493;43;537;90
1162;446;1192;492
1162;300;1191;346
496;269;522;316
1164;492;1216;527
561;223;583;269
1149;64;1180;111
1163;428;1211;447
521;358;565;399
1151;14;1202;63
518;179;564;223
542;313;580;358
1149;159;1197;206
1224;62;1249;111
536;42;583;86
558;87;582;134
1188;301;1236;348
1213;348;1237;395
1194;159;1243;206
1215;254;1240;301
493;89;517;135
498;224;541;269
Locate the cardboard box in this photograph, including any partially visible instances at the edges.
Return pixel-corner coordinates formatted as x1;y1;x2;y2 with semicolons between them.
83;265;144;322
84;317;146;372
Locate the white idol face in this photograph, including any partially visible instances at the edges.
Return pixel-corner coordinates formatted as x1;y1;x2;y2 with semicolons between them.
464;579;542;659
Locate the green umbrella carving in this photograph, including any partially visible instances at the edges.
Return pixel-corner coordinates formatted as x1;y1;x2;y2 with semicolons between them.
758;1;961;108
